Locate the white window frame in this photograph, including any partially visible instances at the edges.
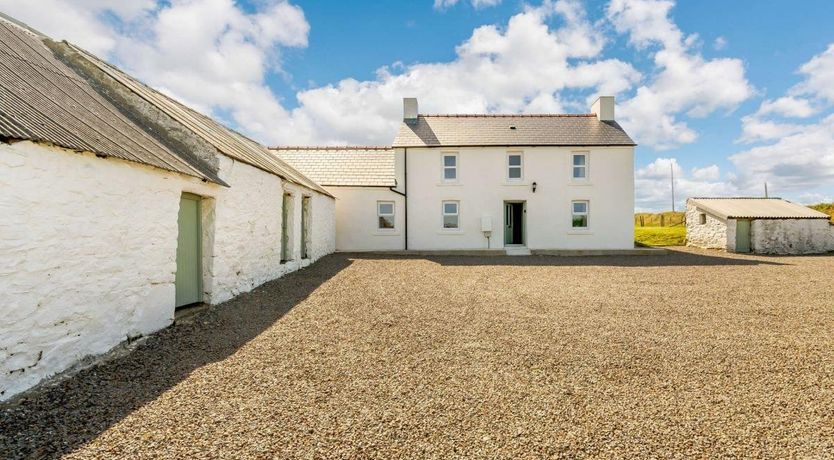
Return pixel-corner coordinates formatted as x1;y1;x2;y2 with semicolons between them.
377;201;395;230
507;152;523;181
441;153;458;183
571;152;588;180
571;200;589;229
442;200;460;230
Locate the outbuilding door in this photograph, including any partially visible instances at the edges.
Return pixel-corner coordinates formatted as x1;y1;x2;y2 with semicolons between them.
175;193;202;307
736;219;751;253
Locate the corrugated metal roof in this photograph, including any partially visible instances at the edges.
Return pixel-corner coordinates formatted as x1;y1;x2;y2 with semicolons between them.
392;114;636;148
0;18;219;183
689;198;829;220
272;146;395;187
69;44;331;197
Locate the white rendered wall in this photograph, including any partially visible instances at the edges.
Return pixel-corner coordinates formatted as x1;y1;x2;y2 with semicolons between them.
750;219;832;254
0;141;334;400
685;204;729;249
399;146;635;250
327;186;405;252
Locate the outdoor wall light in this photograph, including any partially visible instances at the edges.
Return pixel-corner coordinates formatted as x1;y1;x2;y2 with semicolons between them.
532;182;537;193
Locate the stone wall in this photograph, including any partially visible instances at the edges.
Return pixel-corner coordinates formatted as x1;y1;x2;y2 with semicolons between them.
685;203;728;249
751;219;832;254
0;140;335;400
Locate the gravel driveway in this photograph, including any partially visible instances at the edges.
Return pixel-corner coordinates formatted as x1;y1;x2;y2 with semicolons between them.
2;248;833;458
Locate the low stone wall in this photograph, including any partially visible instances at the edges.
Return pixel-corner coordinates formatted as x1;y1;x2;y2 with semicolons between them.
685;204;728;249
752;219;833;254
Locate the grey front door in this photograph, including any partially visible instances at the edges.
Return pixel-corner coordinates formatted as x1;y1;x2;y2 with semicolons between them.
735;219;751;253
175;193;202;307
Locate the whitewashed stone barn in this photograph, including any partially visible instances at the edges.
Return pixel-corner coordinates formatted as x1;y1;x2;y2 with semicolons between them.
686;198;834;254
0;17;335;400
274;147;405;252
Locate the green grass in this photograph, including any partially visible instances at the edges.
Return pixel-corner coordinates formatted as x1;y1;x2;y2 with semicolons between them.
635;225;686;247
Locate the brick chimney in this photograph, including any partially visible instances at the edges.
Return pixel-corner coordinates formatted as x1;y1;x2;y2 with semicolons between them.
403;97;418;121
591;96;615;121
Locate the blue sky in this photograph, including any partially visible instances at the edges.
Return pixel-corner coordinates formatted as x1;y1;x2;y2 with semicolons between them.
1;0;833;210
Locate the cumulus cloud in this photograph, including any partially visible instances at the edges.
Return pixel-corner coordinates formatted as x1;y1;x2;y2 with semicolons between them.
635;158;737;211
607;0;755;150
733;43;834;200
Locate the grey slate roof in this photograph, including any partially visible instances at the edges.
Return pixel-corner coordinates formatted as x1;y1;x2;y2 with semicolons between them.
689;198;829;220
392;114;636;148
272;147;396;187
0;17;216;183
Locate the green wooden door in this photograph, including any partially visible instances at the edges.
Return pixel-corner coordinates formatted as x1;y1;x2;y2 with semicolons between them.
176;193;202;307
735;219;751;253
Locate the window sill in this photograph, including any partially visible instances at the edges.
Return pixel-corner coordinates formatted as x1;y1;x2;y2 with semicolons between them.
374;231;401;236
567;230;593;235
569;181;593;186
501;181;529;187
437;230;464;235
436;182;462;186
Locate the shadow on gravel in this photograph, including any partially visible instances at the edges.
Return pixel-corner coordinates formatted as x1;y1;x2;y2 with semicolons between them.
347;248;789;267
0;255;352;460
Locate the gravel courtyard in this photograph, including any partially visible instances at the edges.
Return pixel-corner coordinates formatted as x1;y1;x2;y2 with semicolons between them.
2;248;833;458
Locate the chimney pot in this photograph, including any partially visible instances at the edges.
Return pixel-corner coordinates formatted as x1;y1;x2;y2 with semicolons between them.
403;97;418;121
591;96;615;121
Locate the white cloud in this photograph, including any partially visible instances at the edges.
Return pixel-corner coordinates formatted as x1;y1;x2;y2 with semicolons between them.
285;1;641;145
795;43;834;104
434;0;502;10
731;114;834;194
732;43;834;200
713;36;726;50
635;158;737;211
607;0;754;150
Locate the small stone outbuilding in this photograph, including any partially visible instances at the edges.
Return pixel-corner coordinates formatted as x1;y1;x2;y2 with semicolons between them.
686;198;834;254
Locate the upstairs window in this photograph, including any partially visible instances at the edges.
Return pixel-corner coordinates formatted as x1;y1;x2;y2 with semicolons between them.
572;153;588;179
699;213;707;225
442;154;458;181
572;200;589;228
442;201;459;229
507;153;523;180
378;201;395;230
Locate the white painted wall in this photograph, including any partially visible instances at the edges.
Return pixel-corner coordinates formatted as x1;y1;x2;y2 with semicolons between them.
0;141;334;400
685;203;729;249
750;219;832;255
326;186;405;251
398;146;635;250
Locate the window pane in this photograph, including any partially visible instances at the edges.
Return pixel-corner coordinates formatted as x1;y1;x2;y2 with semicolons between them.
572;215;588;228
573;202;587;213
378;203;393;215
443;215;459;229
508;167;522;179
444;155;456;166
573;154;586;166
444;168;457;180
573;166;585;178
508;155;522;166
379;216;395;229
443;202;458;214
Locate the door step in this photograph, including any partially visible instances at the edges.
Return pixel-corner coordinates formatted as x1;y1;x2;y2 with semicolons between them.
505;246;531;256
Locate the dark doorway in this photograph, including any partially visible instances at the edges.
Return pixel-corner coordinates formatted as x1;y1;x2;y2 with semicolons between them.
504;201;525;245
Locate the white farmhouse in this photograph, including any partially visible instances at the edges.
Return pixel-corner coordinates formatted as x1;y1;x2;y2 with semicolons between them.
0;17;335;400
279;97;636;253
686;198;834;254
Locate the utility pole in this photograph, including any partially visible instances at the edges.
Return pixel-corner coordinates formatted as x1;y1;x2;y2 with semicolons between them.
670;160;676;212
764;182;769;198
